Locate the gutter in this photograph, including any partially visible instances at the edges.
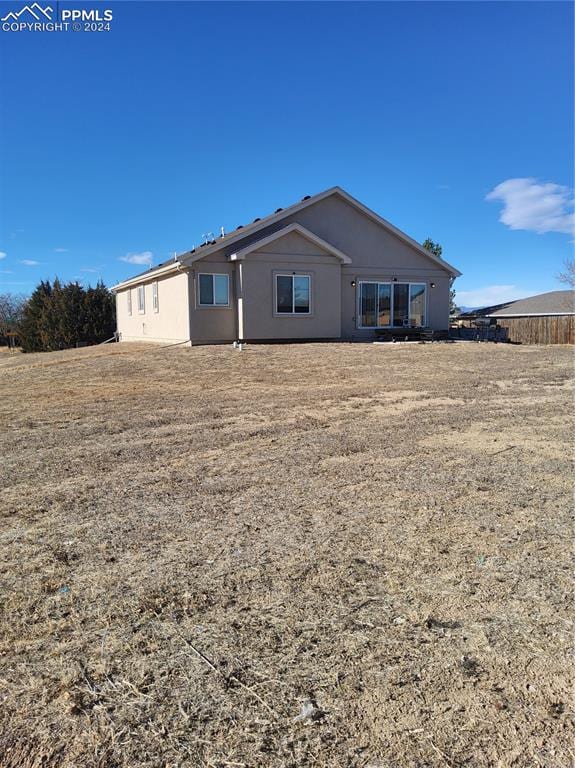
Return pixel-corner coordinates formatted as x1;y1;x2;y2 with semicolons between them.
111;261;186;292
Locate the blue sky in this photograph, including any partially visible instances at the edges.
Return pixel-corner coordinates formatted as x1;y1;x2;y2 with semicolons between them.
0;0;573;306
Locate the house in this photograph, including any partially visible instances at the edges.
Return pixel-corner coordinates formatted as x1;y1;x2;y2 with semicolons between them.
485;290;574;345
112;187;461;345
457;290;575;344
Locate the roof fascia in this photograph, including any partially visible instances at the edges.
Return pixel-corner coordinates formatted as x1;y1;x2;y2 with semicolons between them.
111;261;184;292
488;312;575;318
332;187;462;277
229;223;352;264
179;188;339;265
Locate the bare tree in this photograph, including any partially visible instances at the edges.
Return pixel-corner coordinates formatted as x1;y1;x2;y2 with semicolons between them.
557;258;575;289
0;293;27;346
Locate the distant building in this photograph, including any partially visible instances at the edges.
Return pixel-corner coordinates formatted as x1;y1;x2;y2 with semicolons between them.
459;290;574;344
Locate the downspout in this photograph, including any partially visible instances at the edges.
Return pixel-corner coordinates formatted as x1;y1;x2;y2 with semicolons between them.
233;262;239;342
236;261;244;343
176;261;193;347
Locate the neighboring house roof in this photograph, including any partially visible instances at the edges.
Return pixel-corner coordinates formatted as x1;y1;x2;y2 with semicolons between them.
458;301;514;318
229;223;353;264
458;290;575;319
112;186;460;291
487;290;575;317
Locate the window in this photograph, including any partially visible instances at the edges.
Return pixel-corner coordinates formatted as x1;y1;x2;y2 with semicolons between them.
198;274;229;306
127;289;132;316
152;281;159;313
358;282;426;327
137;285;145;314
276;274;310;314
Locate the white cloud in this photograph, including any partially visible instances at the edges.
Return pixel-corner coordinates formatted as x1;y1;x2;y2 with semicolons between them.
120;251;153;266
456;284;533;308
0;269;13;274
19;259;40;266
81;267;99;273
486;178;575;235
54;247;69;253
0;251;6;259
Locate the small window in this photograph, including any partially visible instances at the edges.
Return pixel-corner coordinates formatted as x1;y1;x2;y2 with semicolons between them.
152;281;159;313
127;290;132;315
198;274;229;306
137;285;145;314
276;274;310;314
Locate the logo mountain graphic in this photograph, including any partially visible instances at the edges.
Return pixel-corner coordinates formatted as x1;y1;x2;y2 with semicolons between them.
1;3;53;21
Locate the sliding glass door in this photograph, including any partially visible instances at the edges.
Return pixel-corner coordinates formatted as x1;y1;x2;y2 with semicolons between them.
409;284;426;327
392;284;409;327
359;282;377;327
378;284;391;326
358;282;427;328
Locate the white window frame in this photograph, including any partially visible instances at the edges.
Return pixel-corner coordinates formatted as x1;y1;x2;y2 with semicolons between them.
137;285;145;314
127;289;132;316
357;281;427;329
274;273;312;316
152;281;159;313
197;273;230;307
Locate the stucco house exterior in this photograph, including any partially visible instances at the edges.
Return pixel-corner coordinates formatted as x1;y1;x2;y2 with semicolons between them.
112;187;461;344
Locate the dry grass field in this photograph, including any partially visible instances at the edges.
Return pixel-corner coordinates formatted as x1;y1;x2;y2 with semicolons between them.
0;341;573;768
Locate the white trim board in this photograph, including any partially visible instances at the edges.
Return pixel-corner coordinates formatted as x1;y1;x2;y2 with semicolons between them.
488;312;575;318
112;261;185;291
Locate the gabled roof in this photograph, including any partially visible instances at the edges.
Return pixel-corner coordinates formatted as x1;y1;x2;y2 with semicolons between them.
180;186;461;276
487;290;575;317
459;301;514;318
112;186;461;291
229;223;352;264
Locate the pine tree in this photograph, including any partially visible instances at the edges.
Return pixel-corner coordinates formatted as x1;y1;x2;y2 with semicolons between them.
422;238;442;259
19;279;116;352
57;281;86;349
422;238;460;315
19;280;52;352
83;281;116;344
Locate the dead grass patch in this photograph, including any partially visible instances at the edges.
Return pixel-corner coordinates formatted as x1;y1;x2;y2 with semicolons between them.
0;341;573;767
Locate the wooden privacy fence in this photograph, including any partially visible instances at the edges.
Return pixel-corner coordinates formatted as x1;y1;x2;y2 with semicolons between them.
498;315;575;345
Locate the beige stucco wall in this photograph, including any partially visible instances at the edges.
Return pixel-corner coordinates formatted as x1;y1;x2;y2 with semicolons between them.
116;270;190;344
284;195;442;272
237;231;341;340
188;257;237;343
183;193;453;337
282;195;451;335
115;192;455;343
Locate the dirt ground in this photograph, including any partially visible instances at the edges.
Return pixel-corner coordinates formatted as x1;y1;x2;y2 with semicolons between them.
0;341;573;768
